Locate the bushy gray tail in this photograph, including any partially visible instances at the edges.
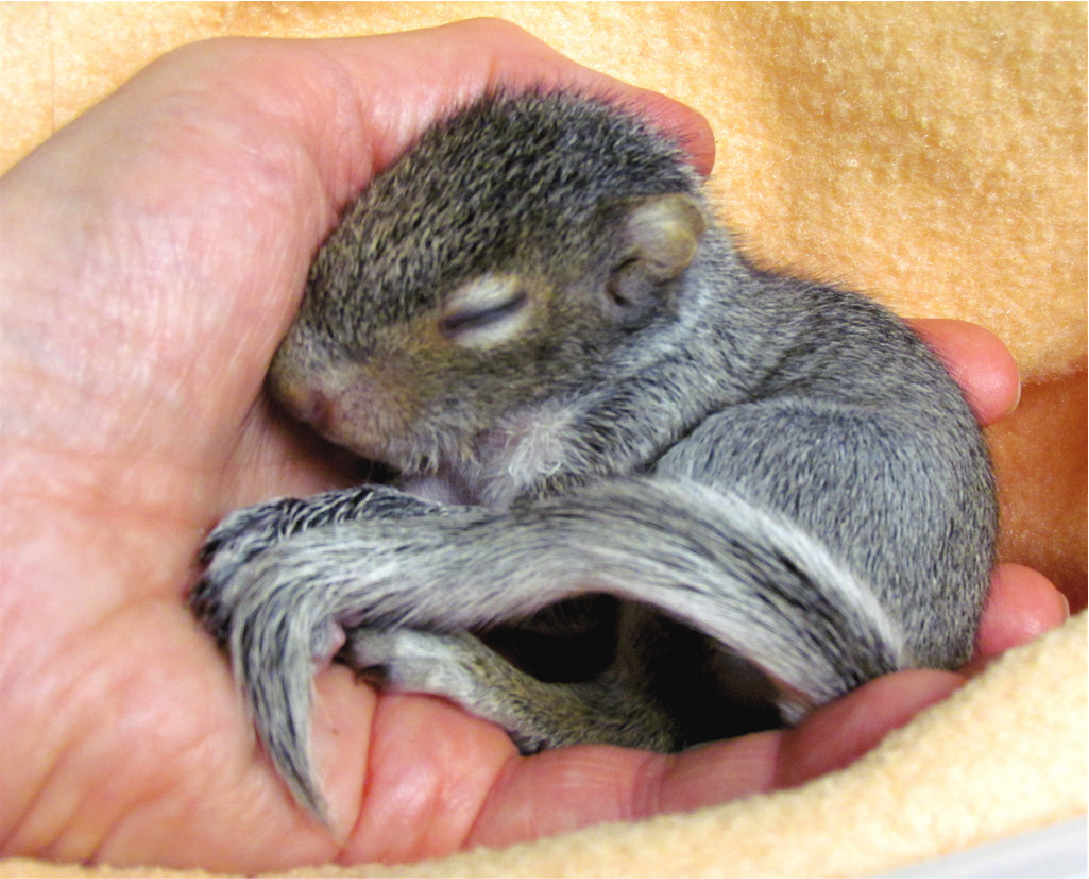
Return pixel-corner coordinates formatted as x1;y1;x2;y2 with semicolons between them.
208;477;908;820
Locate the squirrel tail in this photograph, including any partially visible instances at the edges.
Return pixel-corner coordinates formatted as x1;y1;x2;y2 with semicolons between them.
215;476;908;820
511;477;910;717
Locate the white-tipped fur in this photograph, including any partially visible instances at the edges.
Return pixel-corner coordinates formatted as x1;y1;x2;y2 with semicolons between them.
466;401;578;509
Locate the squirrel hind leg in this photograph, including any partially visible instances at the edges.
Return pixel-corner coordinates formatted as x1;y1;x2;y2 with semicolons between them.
343;627;681;753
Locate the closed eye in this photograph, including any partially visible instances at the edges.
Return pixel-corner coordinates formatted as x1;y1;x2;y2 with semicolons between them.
439;274;533;348
440;290;528;336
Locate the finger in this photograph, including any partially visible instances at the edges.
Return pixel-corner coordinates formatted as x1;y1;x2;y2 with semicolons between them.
771;670;964;789
613;87;716;176
346;692;522;864
459;669;964;853
968;563;1069;671
312;19;716;190
354;699;780;858
909;319;1020;426
461;738;781;853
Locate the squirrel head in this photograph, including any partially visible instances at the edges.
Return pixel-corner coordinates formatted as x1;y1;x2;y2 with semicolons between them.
269;91;708;475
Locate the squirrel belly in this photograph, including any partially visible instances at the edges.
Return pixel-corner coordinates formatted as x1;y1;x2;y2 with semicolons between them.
191;90;996;822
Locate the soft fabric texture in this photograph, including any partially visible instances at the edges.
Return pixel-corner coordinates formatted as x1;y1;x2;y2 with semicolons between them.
2;3;1084;876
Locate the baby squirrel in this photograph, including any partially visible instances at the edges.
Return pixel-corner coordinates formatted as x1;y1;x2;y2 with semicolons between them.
191;91;997;822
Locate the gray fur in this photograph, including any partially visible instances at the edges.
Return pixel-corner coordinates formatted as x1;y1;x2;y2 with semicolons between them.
190;91;997;822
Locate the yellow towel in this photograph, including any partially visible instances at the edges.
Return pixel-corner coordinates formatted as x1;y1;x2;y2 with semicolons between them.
2;4;1084;876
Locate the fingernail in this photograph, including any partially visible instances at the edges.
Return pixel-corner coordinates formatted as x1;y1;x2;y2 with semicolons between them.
1005;378;1022;417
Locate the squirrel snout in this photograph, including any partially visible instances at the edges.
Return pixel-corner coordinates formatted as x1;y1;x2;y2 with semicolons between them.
289;386;336;435
270;371;337;434
269;362;416;463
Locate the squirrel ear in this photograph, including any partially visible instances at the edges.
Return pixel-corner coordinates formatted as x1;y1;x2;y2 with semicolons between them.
623;193;706;281
606;193;706;317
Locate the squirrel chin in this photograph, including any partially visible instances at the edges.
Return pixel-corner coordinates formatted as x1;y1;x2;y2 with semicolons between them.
464;401;579;509
389;400;581;510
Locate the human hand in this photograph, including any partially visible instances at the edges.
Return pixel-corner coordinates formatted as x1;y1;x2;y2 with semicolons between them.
0;21;1068;872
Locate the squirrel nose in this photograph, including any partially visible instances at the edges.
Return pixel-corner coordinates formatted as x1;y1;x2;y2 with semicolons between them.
272;375;337;434
296;388;335;433
268;360;414;458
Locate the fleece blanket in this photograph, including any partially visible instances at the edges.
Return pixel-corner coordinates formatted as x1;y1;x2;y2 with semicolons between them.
1;3;1085;876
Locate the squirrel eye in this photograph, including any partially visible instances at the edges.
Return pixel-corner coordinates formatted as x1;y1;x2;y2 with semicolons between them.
440;274;532;347
440;290;528;335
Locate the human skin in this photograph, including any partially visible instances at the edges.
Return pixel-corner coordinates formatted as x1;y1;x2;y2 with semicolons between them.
0;20;1068;872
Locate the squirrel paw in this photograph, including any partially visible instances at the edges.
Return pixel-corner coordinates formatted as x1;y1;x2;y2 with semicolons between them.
343;626;682;755
345;627;570;751
346;628;497;702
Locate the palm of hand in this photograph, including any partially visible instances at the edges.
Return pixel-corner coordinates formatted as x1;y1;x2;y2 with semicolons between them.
0;25;1065;873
